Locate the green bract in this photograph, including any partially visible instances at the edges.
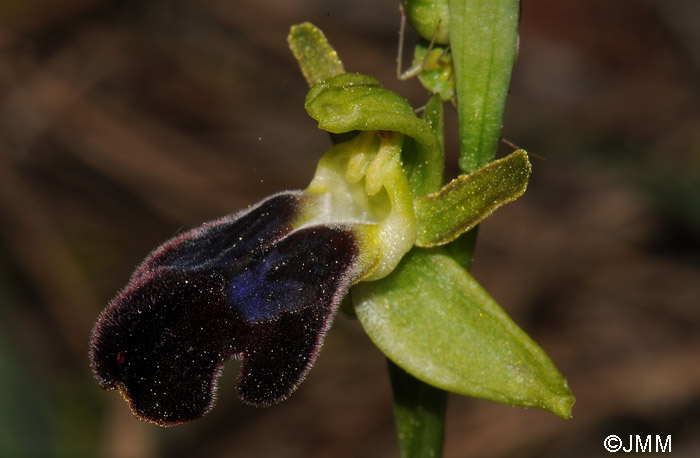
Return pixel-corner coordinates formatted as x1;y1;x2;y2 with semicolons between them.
353;248;574;418
450;0;520;173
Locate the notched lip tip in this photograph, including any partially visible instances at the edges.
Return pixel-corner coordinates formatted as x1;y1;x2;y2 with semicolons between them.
133;411;190;428
114;383;210;427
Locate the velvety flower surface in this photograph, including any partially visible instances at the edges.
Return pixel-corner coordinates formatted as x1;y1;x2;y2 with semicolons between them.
90;192;365;425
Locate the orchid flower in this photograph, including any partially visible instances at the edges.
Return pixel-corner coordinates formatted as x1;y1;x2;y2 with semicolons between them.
89;126;418;424
89;24;573;428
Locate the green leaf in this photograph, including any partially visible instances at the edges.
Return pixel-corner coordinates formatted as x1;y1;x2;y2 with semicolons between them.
353;248;575;419
305;73;444;196
414;150;530;247
449;0;520;173
288;22;345;86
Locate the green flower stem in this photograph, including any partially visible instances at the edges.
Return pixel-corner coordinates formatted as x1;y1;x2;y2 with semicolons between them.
449;0;520;173
388;360;447;458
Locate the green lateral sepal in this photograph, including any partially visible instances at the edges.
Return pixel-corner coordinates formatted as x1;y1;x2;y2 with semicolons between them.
414;150;531;247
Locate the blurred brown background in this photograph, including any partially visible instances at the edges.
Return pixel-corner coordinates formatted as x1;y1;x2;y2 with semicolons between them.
1;0;699;457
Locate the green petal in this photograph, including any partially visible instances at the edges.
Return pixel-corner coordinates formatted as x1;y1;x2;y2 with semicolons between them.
352;248;574;419
414;150;531;247
305;73;443;196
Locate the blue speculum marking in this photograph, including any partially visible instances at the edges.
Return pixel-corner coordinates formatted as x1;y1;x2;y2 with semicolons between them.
89;191;359;425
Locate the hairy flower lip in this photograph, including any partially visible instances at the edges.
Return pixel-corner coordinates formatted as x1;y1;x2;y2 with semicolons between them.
89;191;371;424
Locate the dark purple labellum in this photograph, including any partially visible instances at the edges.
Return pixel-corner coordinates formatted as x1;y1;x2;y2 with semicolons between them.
90;192;359;425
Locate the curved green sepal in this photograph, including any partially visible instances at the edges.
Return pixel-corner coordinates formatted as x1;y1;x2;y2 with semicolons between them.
352;248;574;419
305;73;444;196
288;22;345;86
414;150;530;247
402;0;450;44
